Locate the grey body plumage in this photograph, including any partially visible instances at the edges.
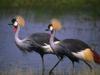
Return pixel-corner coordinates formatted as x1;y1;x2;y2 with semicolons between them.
9;16;60;74
46;22;93;73
53;38;91;62
16;33;59;54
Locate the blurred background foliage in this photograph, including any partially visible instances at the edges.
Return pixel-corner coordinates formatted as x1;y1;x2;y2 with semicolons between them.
0;0;100;18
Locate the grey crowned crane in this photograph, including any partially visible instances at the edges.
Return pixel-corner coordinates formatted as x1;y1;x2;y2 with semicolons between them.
46;19;100;73
8;16;60;74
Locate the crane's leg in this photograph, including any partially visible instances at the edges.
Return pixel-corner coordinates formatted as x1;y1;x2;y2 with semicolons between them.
84;61;96;75
71;61;75;75
49;57;63;74
41;55;45;75
84;61;92;71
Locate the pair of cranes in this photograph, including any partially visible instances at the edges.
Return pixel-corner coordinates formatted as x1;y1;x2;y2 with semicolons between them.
8;16;100;74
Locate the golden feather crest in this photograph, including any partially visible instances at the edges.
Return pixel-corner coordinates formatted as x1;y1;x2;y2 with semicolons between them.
16;16;25;27
51;19;62;30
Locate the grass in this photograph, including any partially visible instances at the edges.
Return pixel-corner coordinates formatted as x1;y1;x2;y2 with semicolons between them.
0;0;100;18
0;65;100;75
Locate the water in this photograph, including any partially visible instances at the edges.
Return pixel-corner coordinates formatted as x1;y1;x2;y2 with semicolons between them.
0;9;100;75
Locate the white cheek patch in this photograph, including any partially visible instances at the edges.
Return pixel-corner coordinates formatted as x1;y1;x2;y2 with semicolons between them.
50;26;53;31
14;21;18;26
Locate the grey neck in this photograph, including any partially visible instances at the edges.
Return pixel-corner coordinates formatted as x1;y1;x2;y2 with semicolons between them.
50;30;56;49
15;26;42;47
15;26;22;43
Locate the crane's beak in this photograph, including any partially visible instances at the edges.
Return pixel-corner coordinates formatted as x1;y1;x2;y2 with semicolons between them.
8;23;13;27
45;29;49;31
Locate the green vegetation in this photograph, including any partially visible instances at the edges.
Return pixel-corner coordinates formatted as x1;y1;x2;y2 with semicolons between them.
0;0;100;17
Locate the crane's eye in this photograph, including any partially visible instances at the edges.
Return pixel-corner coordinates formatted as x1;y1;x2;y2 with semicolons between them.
14;21;18;26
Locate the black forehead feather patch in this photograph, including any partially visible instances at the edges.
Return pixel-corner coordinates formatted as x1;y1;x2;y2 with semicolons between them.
11;18;16;23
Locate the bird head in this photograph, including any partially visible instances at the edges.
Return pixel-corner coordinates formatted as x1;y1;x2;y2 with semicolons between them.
8;16;25;32
46;19;62;33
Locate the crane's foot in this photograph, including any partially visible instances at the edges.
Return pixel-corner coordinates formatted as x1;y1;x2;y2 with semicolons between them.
49;71;54;75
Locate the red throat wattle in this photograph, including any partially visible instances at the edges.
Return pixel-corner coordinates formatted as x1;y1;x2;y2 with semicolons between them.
13;26;17;32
